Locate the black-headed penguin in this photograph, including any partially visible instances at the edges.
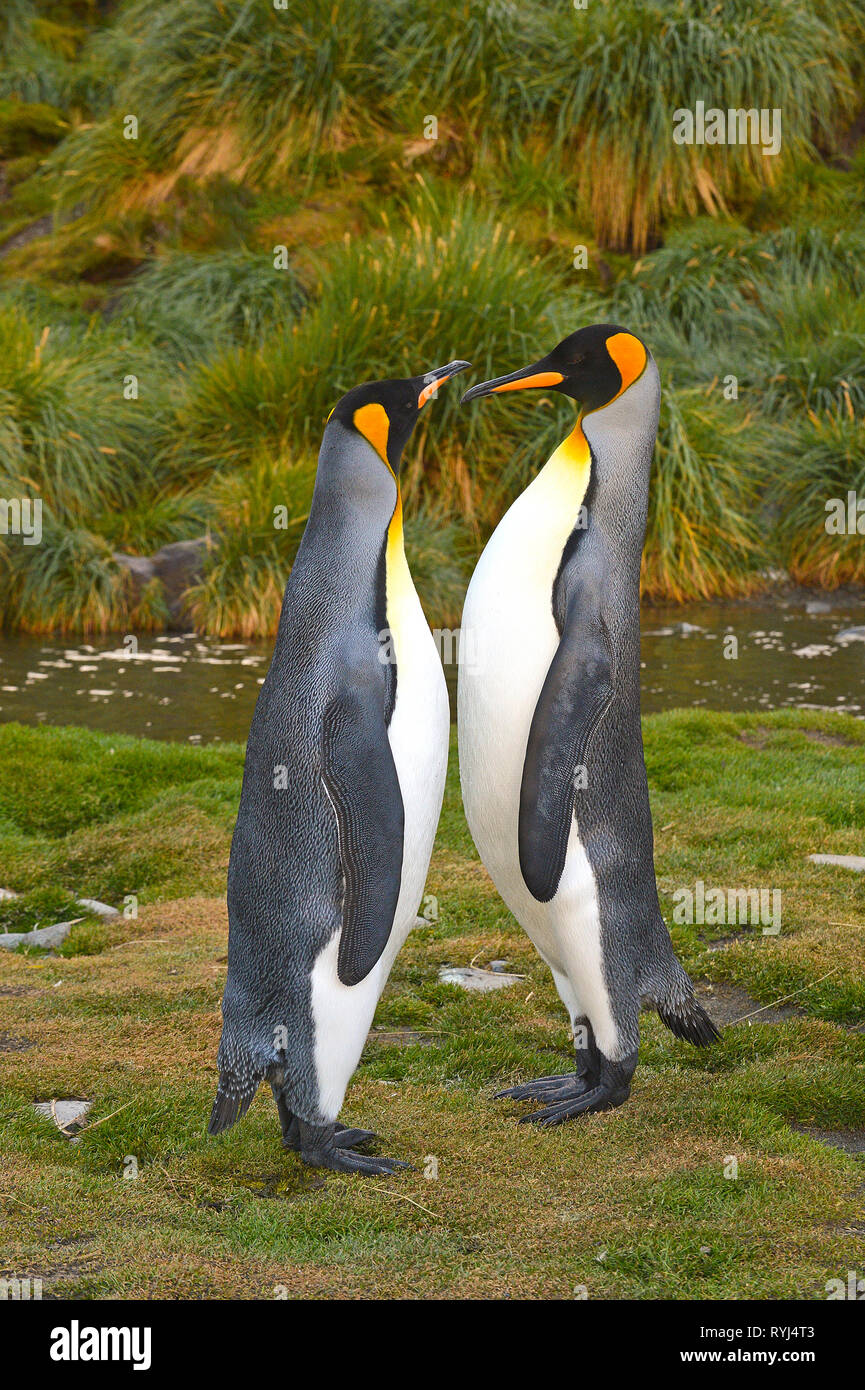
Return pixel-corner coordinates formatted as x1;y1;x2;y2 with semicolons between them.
209;360;470;1172
458;326;718;1125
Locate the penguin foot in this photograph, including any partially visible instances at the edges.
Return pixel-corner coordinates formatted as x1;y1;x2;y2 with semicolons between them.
501;1047;639;1127
495;1072;592;1102
280;1115;377;1153
273;1086;378;1154
333;1125;377;1150
518;1082;626;1126
296;1120;411;1176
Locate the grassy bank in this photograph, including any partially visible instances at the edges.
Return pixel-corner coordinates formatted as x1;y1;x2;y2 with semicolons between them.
1;1;864;633
0;710;863;1298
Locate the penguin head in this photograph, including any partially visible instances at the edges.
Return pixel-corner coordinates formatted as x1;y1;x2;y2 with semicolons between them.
460;325;648;416
327;360;471;475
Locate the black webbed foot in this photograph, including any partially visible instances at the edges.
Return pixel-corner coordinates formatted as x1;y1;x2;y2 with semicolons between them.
497;1019;637;1127
297;1120;411;1176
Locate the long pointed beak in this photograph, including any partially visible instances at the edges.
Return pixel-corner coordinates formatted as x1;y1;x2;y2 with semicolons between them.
460;361;563;405
417;359;472;408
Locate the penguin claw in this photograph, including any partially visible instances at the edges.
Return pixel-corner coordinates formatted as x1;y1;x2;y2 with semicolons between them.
519;1083;626;1127
333;1126;377;1150
304;1148;411;1177
496;1072;590;1101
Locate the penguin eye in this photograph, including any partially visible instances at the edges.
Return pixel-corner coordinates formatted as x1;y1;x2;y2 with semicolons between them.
568;352;587;367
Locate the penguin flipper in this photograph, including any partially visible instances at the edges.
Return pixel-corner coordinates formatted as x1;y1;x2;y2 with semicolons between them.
519;567;614;903
322;683;405;987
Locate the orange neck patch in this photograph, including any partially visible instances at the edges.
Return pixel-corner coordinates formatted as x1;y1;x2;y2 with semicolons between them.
605;332;647;404
353;402;391;472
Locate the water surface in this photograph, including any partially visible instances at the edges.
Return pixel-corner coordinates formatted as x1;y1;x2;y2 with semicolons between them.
0;595;863;744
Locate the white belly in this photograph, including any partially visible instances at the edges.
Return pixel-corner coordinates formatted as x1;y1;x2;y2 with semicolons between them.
457;428;620;1055
311;552;449;1121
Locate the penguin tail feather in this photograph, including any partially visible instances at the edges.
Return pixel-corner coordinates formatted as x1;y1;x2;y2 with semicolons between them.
657;994;720;1048
207;1075;257;1136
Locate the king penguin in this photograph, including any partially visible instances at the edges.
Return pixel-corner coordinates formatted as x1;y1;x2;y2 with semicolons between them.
458;325;718;1126
209;359;470;1173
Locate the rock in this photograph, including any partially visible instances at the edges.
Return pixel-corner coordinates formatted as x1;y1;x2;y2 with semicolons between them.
835;626;865;644
0;887;19;901
489;959;509;973
113;536;210;629
0;920;76;951
33;1099;92;1137
674;622;703;635
808;853;865;873
112;551;156;601
805;600;831;614
75;898;118;918
151;538;210;628
438;965;524;992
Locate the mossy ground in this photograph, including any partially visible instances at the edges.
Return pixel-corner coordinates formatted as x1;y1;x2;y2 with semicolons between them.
0;710;863;1299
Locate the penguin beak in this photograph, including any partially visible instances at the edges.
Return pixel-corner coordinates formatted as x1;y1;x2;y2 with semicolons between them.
460;361;564;404
417;359;472;408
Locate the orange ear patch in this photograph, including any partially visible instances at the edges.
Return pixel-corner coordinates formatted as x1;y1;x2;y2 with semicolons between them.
605;333;647;400
353;402;390;466
492;371;564;393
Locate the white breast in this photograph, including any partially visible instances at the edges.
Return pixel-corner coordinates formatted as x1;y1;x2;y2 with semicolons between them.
457;426;620;1054
310;521;449;1122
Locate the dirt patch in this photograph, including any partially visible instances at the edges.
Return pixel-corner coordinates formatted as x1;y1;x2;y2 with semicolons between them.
694;980;804;1027
738;728;772;749
0;985;36;997
803;729;857;748
791;1125;865;1155
0;1031;35;1051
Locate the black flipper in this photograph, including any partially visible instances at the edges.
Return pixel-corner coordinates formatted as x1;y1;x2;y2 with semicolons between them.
322;675;405;987
207;1078;257;1135
519;556;614;903
658;995;720;1046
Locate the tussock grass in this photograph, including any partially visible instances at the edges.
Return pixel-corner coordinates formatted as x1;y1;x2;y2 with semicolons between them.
40;1;862;253
643;388;766;601
120;247;307;351
1;4;863;630
772;416;865;587
167;196;567;509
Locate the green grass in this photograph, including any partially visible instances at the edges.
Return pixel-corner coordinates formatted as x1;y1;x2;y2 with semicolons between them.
0;710;862;1298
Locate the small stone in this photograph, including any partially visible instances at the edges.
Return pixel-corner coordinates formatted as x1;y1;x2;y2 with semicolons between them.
0;920;77;951
75;898;119;918
835;626;865;644
808;853;865;873
34;1099;92;1136
438;965;524;992
489;960;509;973
0;887;20;901
700;1245;713;1256
806;601;831;614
